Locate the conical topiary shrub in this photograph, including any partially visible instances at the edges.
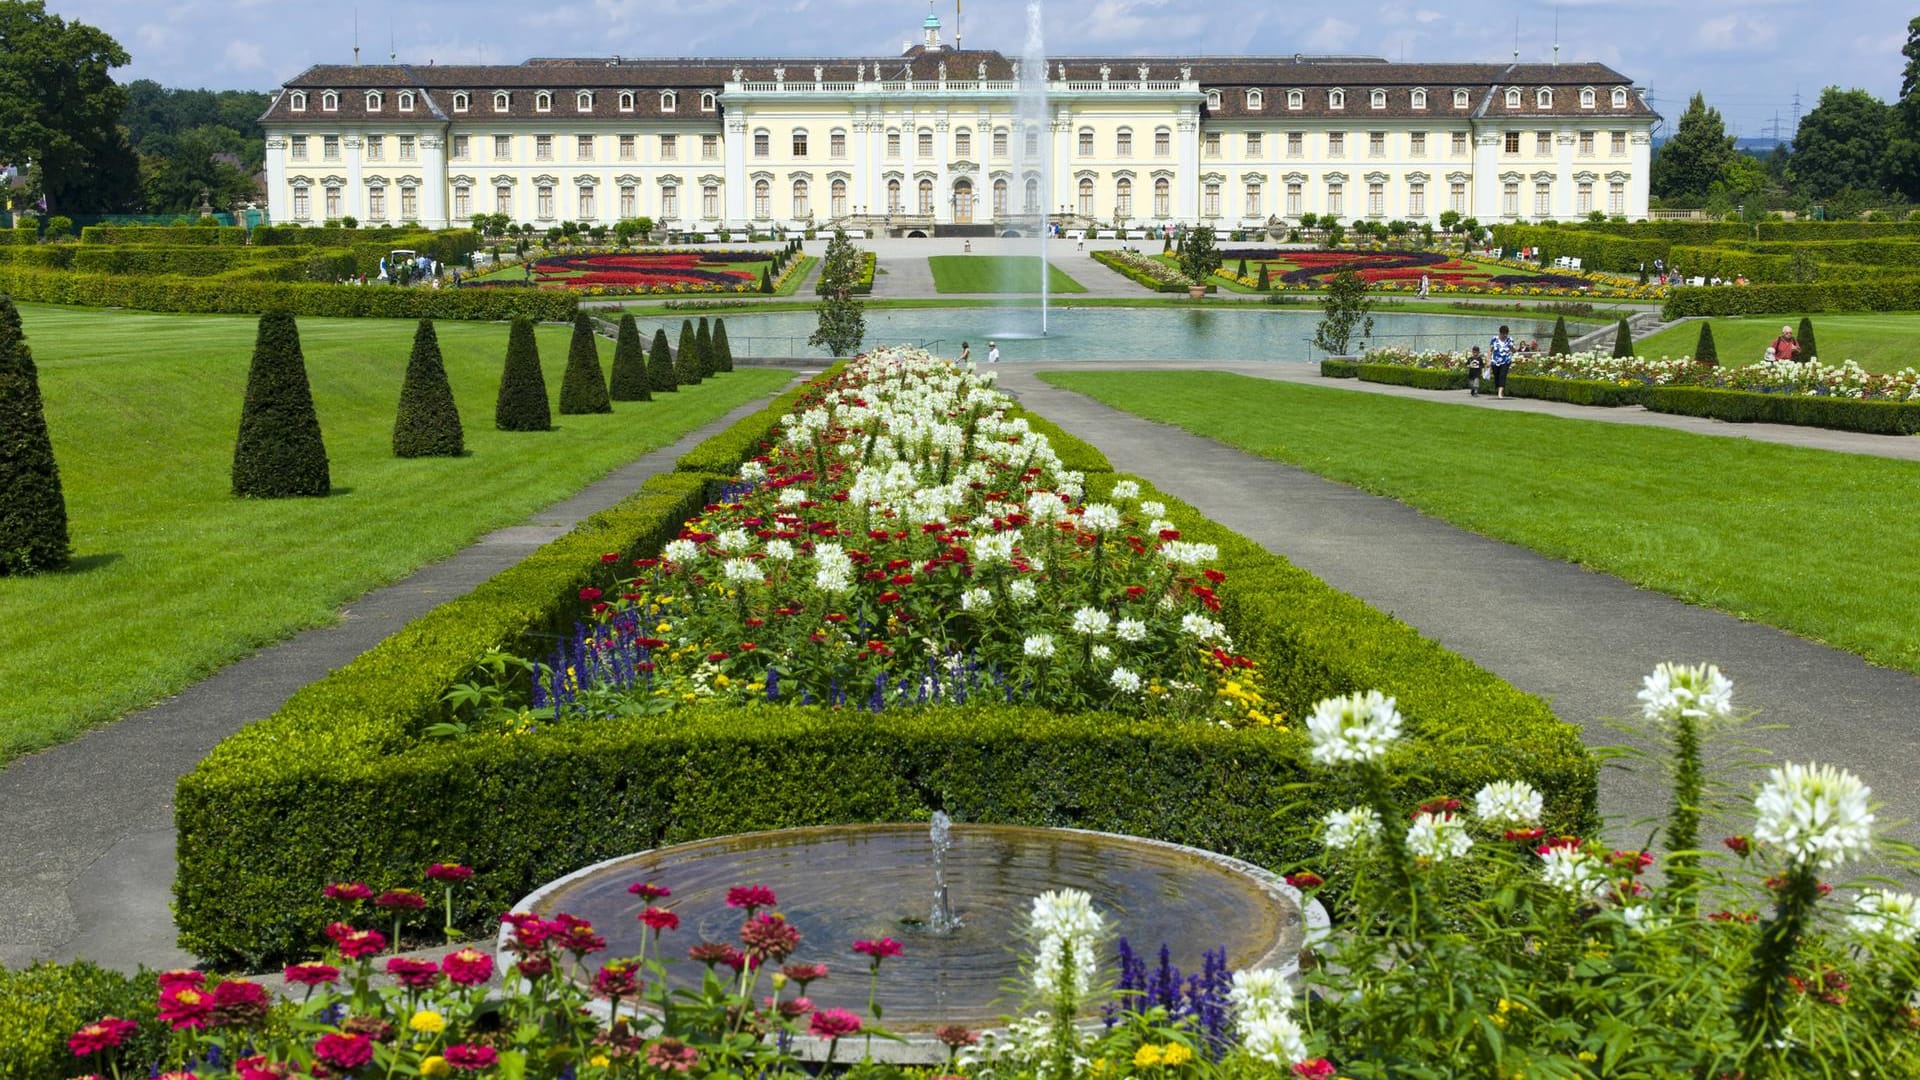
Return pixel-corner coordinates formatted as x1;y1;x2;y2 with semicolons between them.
713;319;735;372
1611;317;1634;358
1255;264;1270;291
1694;321;1719;366
1798;317;1818;363
558;313;612;415
0;294;70;573
675;320;704;386
393;319;464;458
1548;316;1571;356
648;328;678;393
495;316;552;431
608;315;651;401
759;267;774;294
1236;257;1248;279
232;311;330;498
696;318;716;378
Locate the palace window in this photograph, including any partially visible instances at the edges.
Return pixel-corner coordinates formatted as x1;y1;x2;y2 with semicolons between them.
1611;131;1627;155
1025;127;1040;157
1409;132;1425;156
955;128;971;157
1503;131;1520;154
1206;89;1221;110
1244;182;1260;217
400;186;416;220
290;135;308;160
323;136;340;162
578;134;595;158
1326;182;1343;216
1367;181;1384;216
453;91;470;112
493;91;511;113
324;185;340;218
1409;181;1425;216
537;184;554;219
888;130;902;157
831;179;846;217
700;92;717;111
496;184;512;215
1534;181;1551;217
1329;89;1345;110
1204;131;1221;157
451;135;469;160
398;91;414;112
1369;131;1385;157
1370;89;1387;109
919;128;934;156
289;91;307;111
754;130;770;158
1580;88;1595;109
619;91;635;112
1247;89;1264;110
887;179;902;212
1450;181;1466;212
536;91;552;112
292;184;310;218
1328;132;1344;156
1155;178;1170;216
1577;181;1593;214
918;178;934;214
659;134;675;160
1612;87;1629;108
754;180;770;217
619;135;636;161
536;135;553;161
1078;128;1094;156
1502;180;1519;216
1116;128;1132;157
1608;180;1625;213
1155;128;1171;156
993;178;1008;215
831;130;847;158
792;179;809;218
1537;88;1553;109
660;91;677;112
494;134;512;160
1286;181;1301;216
1116;177;1133;217
1023;177;1040;212
1505;87;1522;108
366;90;383;111
1578;131;1594;157
1287;89;1303;110
1078;177;1094;215
703;183;719;218
398;135;415;162
1287;131;1303;158
367;186;385;219
1204;181;1221;216
1454;88;1471;109
792;130;808;157
576;90;593;112
321;90;338;111
703;134;719;160
661;183;678;218
1411;89;1427;110
1536;131;1552;155
1246;132;1261;156
1452;132;1468;156
620;185;636;217
993;128;1009;157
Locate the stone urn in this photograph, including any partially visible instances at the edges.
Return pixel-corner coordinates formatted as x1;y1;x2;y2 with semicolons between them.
1187;283;1207;299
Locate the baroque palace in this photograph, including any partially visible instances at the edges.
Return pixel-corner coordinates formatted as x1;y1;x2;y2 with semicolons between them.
260;12;1658;234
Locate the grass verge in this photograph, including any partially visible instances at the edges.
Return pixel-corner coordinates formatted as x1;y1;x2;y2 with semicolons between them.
1037;369;1920;676
0;304;789;760
927;255;1087;294
1635;312;1920;374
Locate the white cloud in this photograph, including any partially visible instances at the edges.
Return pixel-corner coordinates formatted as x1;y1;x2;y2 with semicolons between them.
1695;13;1777;52
1303;16;1358;52
222;41;266;72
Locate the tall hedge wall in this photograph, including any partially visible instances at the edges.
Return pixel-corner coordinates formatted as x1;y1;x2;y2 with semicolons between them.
1489;226;1670;274
175;407;1592;968
0;267;576;321
1661;278;1920;317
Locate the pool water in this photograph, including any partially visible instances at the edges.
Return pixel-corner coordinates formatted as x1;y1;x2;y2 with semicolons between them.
627;306;1564;362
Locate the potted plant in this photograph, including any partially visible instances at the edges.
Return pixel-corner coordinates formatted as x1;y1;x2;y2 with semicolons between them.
1177;224;1221;299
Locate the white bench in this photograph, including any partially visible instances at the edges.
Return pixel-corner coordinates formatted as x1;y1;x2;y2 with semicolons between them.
1124;229;1148;239
1065;229;1086;240
703;233;723;243
844;230;868;239
729;232;750;242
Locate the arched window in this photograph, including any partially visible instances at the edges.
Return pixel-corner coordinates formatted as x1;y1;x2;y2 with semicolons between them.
321;90;338;111
1370;88;1387;109
1025;176;1040;212
887;178;902;212
700;92;717;111
831;179;846;217
703;183;719;218
1329;89;1346;110
753;179;770;217
1205;89;1221;110
292;183;311;218
1116;127;1132;157
1536;88;1553;109
1077;177;1094;216
1454;88;1471;109
452;91;470;113
993;178;1008;214
918;178;935;214
1505;87;1522;108
535;91;552;112
1154;127;1171;156
949;128;968;158
618;91;635;112
1411;89;1428;110
398;91;414;112
830;128;847;157
366;90;383;111
289;90;308;112
753;129;770;158
1580;87;1596;109
576;90;593;112
661;90;677;112
1247;89;1264;110
792;179;809;218
493;91;511;113
1154;177;1170;216
792;128;808;156
1115;177;1132;217
1611;87;1629;108
1287;89;1303;110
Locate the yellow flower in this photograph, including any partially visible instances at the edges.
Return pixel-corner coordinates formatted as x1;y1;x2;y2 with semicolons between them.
408;1009;446;1034
1161;1042;1194;1067
589;1056;611;1068
1133;1044;1164;1069
656;621;672;633
1577;1051;1598;1063
420;1057;452;1079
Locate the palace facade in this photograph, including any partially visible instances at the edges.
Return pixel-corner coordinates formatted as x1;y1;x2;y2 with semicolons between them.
259;16;1658;233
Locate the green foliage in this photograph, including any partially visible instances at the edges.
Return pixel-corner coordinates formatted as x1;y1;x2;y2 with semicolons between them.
1176;224;1222;282
1612;317;1635;358
557;313;612;415
1694;321;1719;364
391;319;464;458
493;316;552;432
0;294;68;572
1355;363;1469;390
759;266;773;294
0;265;572;321
1790;87;1894;200
814;250;877;294
675;319;704;385
671;367;839;475
231;312;329;498
0;3;139;214
0;962;163;1080
810;227;867;357
1549;315;1572;356
607;314;651;401
1255;262;1271;291
647;327;678;394
1652;93;1736;202
1662;276;1920;317
1313;269;1376;356
1645;385;1920;434
712;318;734;372
1798;316;1819;362
1320;359;1361;378
1502;374;1649;407
695;317;716;378
1088;249;1202;293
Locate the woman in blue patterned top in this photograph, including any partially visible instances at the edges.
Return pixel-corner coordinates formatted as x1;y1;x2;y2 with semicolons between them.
1488;325;1516;399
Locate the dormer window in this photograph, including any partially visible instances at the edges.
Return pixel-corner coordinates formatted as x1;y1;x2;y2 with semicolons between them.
576;90;593;112
1505;87;1522;108
1611;87;1629;108
321;90;338;112
1287;89;1303;110
493;91;511;112
535;91;552;112
1454;88;1471;109
289;90;307;111
1411;89;1427;110
1580;87;1596;109
366;90;383;111
1329;89;1345;110
700;92;717;111
1369;88;1386;109
661;90;677;112
1205;88;1221;110
618;90;635;112
452;91;469;112
1536;88;1553;109
1246;89;1263;110
398;91;414;112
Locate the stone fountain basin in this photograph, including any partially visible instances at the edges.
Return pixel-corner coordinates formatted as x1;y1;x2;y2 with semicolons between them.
504;824;1326;1062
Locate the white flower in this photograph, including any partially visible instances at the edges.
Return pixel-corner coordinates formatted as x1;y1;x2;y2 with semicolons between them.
662;538;701;564
720;558;762;586
1238;1010;1308;1069
1009;579;1038;604
1023;634;1057;659
1227;967;1294;1019
1109;667;1142;693
1847;890;1920;944
737;461;767;482
1179;613;1229;643
1078;503;1122;533
972;531;1018;566
1406;811;1474;863
1321;806;1382;851
1538;845;1608;900
763;539;796;562
1305;690;1404;766
1139;500;1166;518
1069;607;1111;636
1031;931;1099;1002
1110;479;1141;500
1637;662;1735;726
1148;519;1177;536
1028;888;1104;942
812;544;854;595
1753;762;1875;871
1115;618;1148;643
715;528;752;553
961;587;993;611
1160;541;1219;566
1473;780;1544;833
1024;490;1068;523
1623;904;1670;935
777;487;809;506
1091;644;1112;661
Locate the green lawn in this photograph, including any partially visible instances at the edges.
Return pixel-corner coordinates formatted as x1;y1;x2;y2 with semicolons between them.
1636;313;1920;374
0;304;790;761
926;256;1087;294
1039;370;1920;676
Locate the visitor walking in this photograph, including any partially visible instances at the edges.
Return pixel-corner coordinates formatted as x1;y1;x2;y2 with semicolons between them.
1466;345;1485;397
987;341;1001;364
1771;324;1802;362
959;341;971;363
1488;325;1515;399
1418;273;1430;298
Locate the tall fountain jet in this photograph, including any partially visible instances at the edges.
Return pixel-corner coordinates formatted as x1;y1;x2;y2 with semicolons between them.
1010;0;1051;336
929;810;960;932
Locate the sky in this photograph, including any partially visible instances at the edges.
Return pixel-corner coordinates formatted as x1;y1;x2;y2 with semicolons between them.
48;0;1916;140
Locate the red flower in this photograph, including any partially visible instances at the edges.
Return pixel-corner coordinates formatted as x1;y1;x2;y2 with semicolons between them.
236;1056;293;1080
314;1033;374;1070
687;942;736;968
809;1008;863;1039
326;923;387;960
514;954;553;979
706;651;730;663
600;552;622;565
284;962;341;986
645;1039;701;1073
1724;835;1752;857
1534;836;1585;856
1285;872;1325;889
1293;1060;1338;1079
740;912;803;963
726;885;778;912
1202;568;1226;584
157;969;206;992
777;995;815;1019
386;957;442;990
499;911;554;951
852;937;904;960
374;889;428;912
579;587;603;602
781;961;828;987
628;882;672;900
426;863;474;882
593;960;642;999
323;882;373;903
158;985;214;1030
641;906;680;932
442;947;495;987
1503;828;1546;842
1609;850;1655;876
443;1044;500;1071
68;1017;139;1056
210;980;272;1027
875;590;902;604
934;1025;979;1048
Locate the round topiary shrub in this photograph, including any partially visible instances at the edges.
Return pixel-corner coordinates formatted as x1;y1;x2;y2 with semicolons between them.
495;316;553;431
232;311;331;498
0;294;70;573
608;315;651;401
392;319;465;457
648;328;678;393
558;313;612;415
675;319;704;386
713;318;735;372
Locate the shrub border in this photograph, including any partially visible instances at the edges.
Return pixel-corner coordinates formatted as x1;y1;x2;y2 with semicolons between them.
1642;386;1920;435
0;267;576;321
1320;359;1360;378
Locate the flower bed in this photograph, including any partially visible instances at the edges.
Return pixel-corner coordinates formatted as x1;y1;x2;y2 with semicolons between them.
478;248;813;297
1092;249;1201;293
1363;347;1920;402
1189;248;1666;298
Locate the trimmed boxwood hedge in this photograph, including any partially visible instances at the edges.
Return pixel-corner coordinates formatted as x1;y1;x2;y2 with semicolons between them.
1502;374;1647;407
175;397;1592;968
1642;386;1920;435
1090;249;1211;293
1661;279;1920;318
0;962;164;1080
1320;359;1360;378
1356;363;1469;390
0;267;576;321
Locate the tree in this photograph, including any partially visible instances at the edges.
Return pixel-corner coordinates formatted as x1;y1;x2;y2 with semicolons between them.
1548;316;1571;356
0;2;139;214
1312;269;1375;356
1790;88;1892;201
1177;224;1222;282
1650;93;1737;204
675;320;704;385
713;319;735;372
559;313;612;414
495;316;552;431
232;312;329;497
1798;317;1819;362
810;228;867;357
392;319;464;458
608;315;652;401
695;318;717;378
1611;318;1634;358
647;328;678;393
0;293;68;572
1694;321;1719;366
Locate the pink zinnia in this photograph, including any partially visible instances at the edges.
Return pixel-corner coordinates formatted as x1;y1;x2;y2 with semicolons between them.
387;956;443;990
326;923;387;960
374;889;428;911
852;937;904;960
323;882;373;903
781;961;828;987
592;960;641;999
283;962;341;987
158;985;213;1030
209;980;272;1027
1293;1059;1338;1079
514;953;553;980
641;906;680;932
313;1032;374;1070
426;863;474;882
725;884;778;912
740;913;802;963
444;1044;500;1071
646;1038;701;1073
156;969;205;992
628;882;672;900
442;947;495;987
808;1008;863;1040
68;1017;138;1056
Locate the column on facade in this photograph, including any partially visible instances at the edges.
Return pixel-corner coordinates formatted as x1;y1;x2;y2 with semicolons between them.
724;115;749;227
1470;129;1502;225
1555;128;1576;220
1176;105;1200;224
345;135;364;220
420;131;449;228
1628;131;1652;220
865;104;884;219
934;109;951;223
265;138;288;223
1051;102;1072;219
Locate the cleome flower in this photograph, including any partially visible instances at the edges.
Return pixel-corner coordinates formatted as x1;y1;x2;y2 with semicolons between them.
1637;661;1735;727
1406;811;1474;864
1069;607;1111;636
1846;889;1919;944
1473;780;1545;833
1023;634;1057;659
1321;806;1383;852
1537;845;1608;900
1305;690;1404;766
1752;762;1875;872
